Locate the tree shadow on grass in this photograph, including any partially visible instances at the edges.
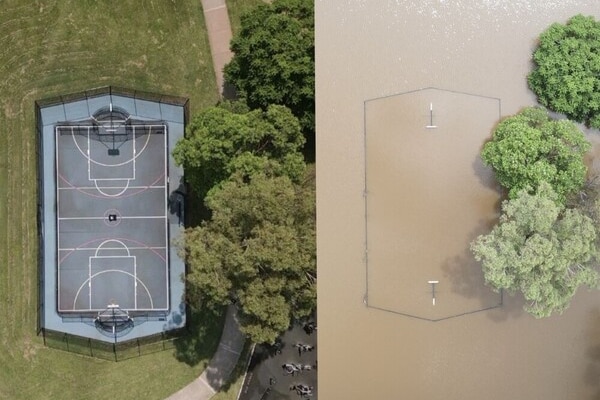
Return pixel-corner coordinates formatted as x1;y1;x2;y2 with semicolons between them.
173;306;226;367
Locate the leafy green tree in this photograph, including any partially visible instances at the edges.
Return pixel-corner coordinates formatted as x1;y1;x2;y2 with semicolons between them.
481;107;590;203
172;102;306;198
471;183;599;318
567;175;600;226
528;14;600;129
181;169;316;344
224;0;314;136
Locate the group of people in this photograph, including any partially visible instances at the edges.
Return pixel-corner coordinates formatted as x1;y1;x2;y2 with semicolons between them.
264;321;317;397
294;343;315;356
290;383;314;397
303;321;317;335
282;363;313;376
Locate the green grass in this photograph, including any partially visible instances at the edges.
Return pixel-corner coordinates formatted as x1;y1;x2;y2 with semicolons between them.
0;1;223;399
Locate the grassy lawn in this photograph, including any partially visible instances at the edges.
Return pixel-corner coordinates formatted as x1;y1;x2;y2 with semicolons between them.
0;1;223;399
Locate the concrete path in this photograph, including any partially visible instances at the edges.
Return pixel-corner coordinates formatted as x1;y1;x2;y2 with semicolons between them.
201;0;234;97
166;305;246;400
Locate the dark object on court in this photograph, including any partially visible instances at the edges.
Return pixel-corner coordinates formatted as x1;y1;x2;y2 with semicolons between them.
303;322;316;335
290;384;313;397
282;363;305;376
294;343;314;357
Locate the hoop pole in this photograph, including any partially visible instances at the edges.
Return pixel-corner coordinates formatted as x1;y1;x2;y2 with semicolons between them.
428;280;439;305
426;102;438;129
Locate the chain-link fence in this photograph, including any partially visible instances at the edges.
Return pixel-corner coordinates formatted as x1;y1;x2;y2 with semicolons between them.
40;328;182;362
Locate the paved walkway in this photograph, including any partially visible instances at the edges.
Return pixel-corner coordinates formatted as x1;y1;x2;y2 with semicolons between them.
167;3;245;399
201;0;234;97
167;305;246;400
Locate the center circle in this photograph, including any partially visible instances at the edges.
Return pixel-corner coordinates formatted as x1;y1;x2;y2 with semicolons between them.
103;208;122;227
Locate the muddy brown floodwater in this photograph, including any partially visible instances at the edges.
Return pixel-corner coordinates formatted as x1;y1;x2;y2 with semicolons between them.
316;1;600;399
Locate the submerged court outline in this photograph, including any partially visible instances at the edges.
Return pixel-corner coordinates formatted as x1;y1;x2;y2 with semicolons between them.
363;87;504;322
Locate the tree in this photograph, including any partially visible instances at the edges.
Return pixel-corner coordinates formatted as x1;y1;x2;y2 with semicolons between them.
528;14;600;129
172;102;306;198
567;175;600;226
181;168;316;344
471;183;599;318
224;0;314;137
481;107;590;204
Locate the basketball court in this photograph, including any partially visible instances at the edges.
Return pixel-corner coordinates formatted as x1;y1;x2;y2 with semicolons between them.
55;115;169;313
364;87;503;321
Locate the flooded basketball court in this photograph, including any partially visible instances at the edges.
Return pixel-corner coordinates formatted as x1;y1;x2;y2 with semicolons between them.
316;1;600;398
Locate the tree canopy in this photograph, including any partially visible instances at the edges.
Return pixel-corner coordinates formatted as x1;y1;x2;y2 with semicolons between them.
224;0;314;136
471;183;599;318
528;14;600;129
481;107;590;204
181;169;316;344
172;102;306;198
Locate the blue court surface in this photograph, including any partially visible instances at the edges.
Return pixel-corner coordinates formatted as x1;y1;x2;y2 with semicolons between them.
37;88;187;342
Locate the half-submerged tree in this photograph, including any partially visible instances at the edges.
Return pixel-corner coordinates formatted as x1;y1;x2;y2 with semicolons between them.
528;14;600;129
224;0;315;136
481;107;590;204
181;169;316;344
471;183;599;318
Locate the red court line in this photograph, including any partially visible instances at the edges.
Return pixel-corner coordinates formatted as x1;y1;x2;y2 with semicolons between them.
57;171;166;199
58;236;167;264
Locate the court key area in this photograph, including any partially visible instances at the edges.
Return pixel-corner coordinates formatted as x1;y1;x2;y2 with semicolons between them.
55;121;169;313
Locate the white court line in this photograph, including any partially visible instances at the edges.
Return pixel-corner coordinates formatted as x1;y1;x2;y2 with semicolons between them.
95;239;130;256
55;126;62;311
90;177;134;182
163;125;170;310
94;179;130;197
87;127;91;180
59;185;165;190
134;253;138;309
58;246;167;252
133;125;137;180
72;268;154;311
89;255;135;259
56;125;169;312
58;124;161;167
58;216;167;221
88;250;92;309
